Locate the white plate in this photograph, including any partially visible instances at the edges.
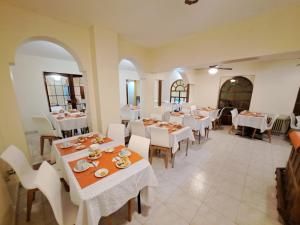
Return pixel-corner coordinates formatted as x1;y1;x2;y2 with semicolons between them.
73;164;90;173
88;153;102;160
94;168;109;178
115;160;131;169
105;147;115;153
76;145;86;150
118;149;131;157
60;143;73;149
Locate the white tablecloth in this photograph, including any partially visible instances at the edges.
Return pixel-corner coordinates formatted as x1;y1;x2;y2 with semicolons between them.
196;109;219;122
50;113;88;137
128;122;195;154
235;114;268;132
52;134;158;225
193;116;211;136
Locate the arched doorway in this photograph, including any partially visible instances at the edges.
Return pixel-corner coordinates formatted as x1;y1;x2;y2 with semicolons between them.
11;40;87;162
118;59;141;107
218;76;253;124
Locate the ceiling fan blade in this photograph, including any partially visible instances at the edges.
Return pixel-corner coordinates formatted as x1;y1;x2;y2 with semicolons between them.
297;64;300;66
209;65;218;68
218;67;232;70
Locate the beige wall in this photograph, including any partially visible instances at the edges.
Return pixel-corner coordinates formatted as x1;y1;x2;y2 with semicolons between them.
151;4;300;72
191;59;300;115
0;2;98;159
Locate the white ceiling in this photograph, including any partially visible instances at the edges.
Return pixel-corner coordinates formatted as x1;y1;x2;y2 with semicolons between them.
16;41;75;61
6;0;300;47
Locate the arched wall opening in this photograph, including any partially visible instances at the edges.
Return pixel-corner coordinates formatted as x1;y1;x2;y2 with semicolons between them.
118;59;141;107
10;39;90;162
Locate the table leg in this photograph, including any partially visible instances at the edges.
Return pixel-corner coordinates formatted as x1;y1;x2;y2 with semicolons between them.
137;192;142;214
186;138;189;156
242;126;245;136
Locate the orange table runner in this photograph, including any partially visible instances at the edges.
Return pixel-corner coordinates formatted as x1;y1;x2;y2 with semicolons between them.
170;112;185;117
143;119;159;126
199;107;216;111
157;123;183;133
68;145;143;189
289;131;300;150
240;111;264;117
194;115;205;120
56;136;113;156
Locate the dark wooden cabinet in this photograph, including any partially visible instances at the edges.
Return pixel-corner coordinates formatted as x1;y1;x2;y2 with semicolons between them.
276;131;300;225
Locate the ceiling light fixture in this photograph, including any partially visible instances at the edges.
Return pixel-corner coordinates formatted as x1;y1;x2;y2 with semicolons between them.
185;0;199;5
230;79;236;83
52;75;61;81
208;68;218;75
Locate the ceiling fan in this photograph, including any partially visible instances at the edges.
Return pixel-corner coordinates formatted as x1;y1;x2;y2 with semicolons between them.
185;0;199;5
208;65;232;75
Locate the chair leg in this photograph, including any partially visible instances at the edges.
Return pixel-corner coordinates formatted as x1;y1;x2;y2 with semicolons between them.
137;192;142;214
127;198;133;222
171;153;175;168
198;131;201;143
252;129;257;139
149;147;153;164
164;150;169;169
268;130;272;143
40;136;45;155
26;189;35;221
186;138;189;156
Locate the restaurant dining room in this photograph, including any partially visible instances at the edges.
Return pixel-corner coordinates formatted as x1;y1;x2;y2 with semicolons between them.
1;1;300;225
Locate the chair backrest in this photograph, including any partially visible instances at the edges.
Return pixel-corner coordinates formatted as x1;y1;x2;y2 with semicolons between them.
150;113;163;121
230;108;238;119
107;123;125;145
290;113;297;129
51;106;64;113
1;145;35;187
150;127;171;148
182;107;191;114
128;135;150;160
190;105;197;114
0;145;34;189
183;115;196;130
32;115;54;136
131;121;146;137
217;107;226;119
120;107;132;121
35;161;63;225
267;114;279;129
169;115;183;125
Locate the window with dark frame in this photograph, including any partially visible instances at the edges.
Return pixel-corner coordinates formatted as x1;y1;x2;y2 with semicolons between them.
170;79;189;104
43;72;85;112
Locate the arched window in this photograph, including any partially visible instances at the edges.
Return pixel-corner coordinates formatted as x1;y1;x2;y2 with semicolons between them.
170;79;189;103
218;76;253;124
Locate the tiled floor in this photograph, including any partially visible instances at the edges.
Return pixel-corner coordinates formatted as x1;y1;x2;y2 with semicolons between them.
18;127;291;225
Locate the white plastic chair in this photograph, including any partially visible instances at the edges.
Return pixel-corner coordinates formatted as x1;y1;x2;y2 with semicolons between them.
182;107;191;114
215;107;226;129
34;161;78;225
183;115;201;143
190;105;197;114
229;108;238;133
290;113;300;130
150;127;174;168
265;114;279;143
32;115;60;155
150;112;163;121
169;115;183;125
128;135;150;160
130;121;146;137
107;123;125;145
0;145;38;221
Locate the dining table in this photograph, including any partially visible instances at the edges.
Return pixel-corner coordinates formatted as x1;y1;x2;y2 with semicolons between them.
51;132;158;225
196;107;219;123
128;119;195;154
50;111;88;137
235;111;268;137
